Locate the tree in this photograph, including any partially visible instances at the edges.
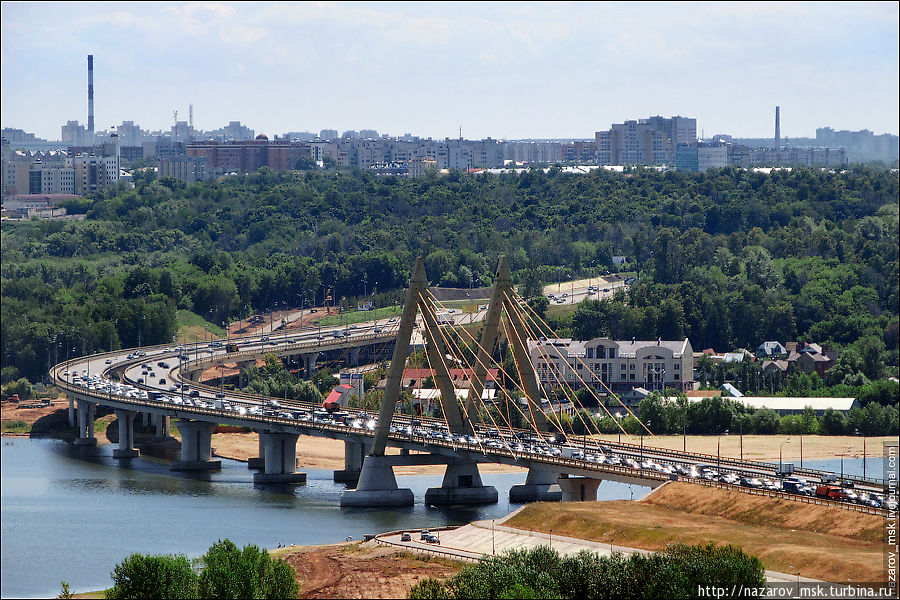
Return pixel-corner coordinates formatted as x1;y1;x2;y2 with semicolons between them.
294;156;318;170
821;408;848;435
198;539;299;599
107;553;198;599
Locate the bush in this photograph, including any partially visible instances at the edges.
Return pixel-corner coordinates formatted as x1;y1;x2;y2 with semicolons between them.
408;543;765;599
197;539;299;599
107;553;198;599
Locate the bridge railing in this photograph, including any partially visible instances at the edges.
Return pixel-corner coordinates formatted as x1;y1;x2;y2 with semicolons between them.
589;438;886;488
689;476;887;517
51;359;889;517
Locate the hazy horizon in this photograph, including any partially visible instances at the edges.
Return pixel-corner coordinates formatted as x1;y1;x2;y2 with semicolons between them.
2;1;898;141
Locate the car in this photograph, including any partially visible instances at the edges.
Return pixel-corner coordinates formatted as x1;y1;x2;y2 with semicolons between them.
424;534;440;544
400;533;411;542
420;529;431;541
159;378;166;385
189;390;200;398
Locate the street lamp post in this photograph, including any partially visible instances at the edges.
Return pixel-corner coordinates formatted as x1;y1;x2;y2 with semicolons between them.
779;437;791;474
718;430;729;472
492;519;495;555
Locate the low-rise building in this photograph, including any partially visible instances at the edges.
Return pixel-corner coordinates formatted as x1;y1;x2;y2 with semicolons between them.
528;337;694;392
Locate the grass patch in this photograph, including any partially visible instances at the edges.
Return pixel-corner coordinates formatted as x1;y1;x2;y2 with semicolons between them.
1;420;31;434
395;550;466;569
339;542;364;554
546;302;577;318
313;305;402;327
176;309;226;342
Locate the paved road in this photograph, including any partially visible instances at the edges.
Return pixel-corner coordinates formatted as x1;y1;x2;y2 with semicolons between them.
377;510;823;584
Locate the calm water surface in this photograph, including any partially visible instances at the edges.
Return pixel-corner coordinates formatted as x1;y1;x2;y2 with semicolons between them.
2;438;649;598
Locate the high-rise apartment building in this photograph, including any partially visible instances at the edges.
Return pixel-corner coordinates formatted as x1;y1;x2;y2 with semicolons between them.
70;153;119;195
185;136;309;173
596;115;697;166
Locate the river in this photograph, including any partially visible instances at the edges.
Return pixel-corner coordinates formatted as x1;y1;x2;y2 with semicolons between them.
2;437;655;598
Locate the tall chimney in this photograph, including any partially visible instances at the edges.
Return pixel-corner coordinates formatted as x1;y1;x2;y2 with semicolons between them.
87;55;95;135
774;105;780;147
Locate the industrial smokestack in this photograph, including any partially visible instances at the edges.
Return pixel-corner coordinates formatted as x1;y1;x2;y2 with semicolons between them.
87;55;95;134
774;105;780;147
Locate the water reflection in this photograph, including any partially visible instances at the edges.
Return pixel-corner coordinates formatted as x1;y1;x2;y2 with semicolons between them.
1;437;644;598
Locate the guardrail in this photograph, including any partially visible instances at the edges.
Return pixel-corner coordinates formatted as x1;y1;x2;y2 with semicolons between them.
577;438;886;488
690;476;888;516
373;527;480;563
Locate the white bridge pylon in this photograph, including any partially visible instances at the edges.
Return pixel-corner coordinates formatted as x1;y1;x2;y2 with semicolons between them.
342;255;557;507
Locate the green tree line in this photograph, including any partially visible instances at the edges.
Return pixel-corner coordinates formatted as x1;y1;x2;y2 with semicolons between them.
2;165;897;385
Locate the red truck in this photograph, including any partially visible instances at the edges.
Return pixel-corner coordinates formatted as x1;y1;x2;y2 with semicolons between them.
815;485;842;500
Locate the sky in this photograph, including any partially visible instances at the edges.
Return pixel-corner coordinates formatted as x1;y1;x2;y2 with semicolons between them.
2;1;898;141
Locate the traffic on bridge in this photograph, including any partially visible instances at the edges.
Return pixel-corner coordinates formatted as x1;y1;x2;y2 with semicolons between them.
50;257;893;513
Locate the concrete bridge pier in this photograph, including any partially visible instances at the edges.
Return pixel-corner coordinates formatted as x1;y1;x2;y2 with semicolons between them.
154;414;172;439
248;429;265;469
73;399;97;446
339;455;415;507
333;440;366;484
303;353;319;379
141;411;151;428
509;468;562;503
68;397;75;428
170;420;221;471
556;475;602;502
425;461;498;505
236;359;255;371
113;409;140;459
349;347;360;366
253;432;306;484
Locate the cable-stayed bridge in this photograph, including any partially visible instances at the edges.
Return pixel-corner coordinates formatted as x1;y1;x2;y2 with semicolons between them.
49;257;889;513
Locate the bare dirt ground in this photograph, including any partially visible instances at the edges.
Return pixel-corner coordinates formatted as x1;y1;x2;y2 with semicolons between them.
590;433;893;462
277;542;461;599
1;398;114;444
505;481;887;582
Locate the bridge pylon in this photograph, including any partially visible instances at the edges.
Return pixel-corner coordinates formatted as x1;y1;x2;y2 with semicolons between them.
342;257;502;507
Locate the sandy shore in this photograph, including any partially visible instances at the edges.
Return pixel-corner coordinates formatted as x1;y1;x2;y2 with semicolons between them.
211;432;526;475
589;433;893;462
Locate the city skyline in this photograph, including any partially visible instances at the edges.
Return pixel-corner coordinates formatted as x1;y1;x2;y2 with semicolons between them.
2;1;898;141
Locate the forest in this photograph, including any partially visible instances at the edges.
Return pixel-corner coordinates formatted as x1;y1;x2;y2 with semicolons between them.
1;165;898;394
